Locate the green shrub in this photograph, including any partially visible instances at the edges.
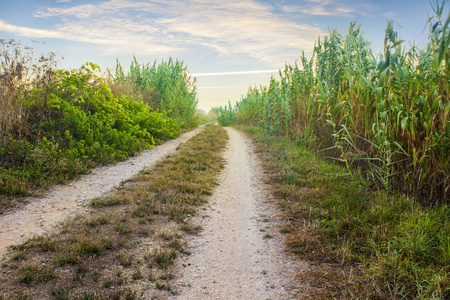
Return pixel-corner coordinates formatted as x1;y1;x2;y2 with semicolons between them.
0;47;183;204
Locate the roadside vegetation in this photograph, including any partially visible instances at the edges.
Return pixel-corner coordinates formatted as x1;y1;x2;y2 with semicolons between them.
0;40;198;209
0;124;227;299
215;2;450;298
245;126;449;299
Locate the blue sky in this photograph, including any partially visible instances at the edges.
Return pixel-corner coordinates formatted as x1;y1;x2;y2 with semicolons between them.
0;0;445;111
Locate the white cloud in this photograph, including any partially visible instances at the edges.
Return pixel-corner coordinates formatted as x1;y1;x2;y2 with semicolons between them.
3;0;326;66
0;19;180;54
281;0;378;17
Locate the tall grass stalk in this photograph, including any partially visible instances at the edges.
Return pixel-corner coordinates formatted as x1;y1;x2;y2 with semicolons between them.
114;57;198;127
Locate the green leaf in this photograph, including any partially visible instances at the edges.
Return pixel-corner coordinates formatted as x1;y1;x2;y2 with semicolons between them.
333;101;347;117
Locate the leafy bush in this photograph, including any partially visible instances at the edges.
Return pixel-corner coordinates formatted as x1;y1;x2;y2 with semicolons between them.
0;43;182;204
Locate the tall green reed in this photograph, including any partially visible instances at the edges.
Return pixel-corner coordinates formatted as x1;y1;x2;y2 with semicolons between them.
115;57;198;127
221;3;450;205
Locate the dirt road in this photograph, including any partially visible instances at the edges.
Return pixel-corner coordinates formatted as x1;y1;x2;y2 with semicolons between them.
0;126;204;258
171;127;298;299
0;126;300;299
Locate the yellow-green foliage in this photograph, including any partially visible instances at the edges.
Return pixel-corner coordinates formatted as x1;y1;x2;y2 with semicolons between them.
222;4;450;205
0;41;182;203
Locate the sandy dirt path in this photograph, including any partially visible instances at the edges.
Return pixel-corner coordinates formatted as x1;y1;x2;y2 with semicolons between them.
0;127;204;258
171;127;299;299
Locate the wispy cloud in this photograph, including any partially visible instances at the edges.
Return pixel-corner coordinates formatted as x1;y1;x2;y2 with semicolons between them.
281;0;378;18
1;0;324;66
383;11;398;19
0;19;180;55
0;20;62;39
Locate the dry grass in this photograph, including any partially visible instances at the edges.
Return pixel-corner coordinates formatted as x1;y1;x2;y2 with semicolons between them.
0;125;227;299
0;39;57;149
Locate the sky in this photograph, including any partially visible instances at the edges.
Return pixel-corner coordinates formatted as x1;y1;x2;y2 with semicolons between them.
0;0;446;112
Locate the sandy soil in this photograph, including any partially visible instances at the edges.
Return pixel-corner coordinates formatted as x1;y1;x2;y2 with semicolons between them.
0;126;204;258
170;127;300;299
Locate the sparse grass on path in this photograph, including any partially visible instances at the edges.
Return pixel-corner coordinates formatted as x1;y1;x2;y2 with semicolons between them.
0;125;227;299
243;126;450;299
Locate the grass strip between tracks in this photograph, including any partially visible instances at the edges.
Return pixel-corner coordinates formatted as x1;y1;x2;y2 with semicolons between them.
0;124;227;299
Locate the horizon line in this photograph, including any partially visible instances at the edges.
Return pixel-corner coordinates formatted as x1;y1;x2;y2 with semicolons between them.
192;69;279;77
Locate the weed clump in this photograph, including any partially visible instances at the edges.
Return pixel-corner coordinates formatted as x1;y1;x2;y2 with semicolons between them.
17;261;57;284
153;249;177;269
